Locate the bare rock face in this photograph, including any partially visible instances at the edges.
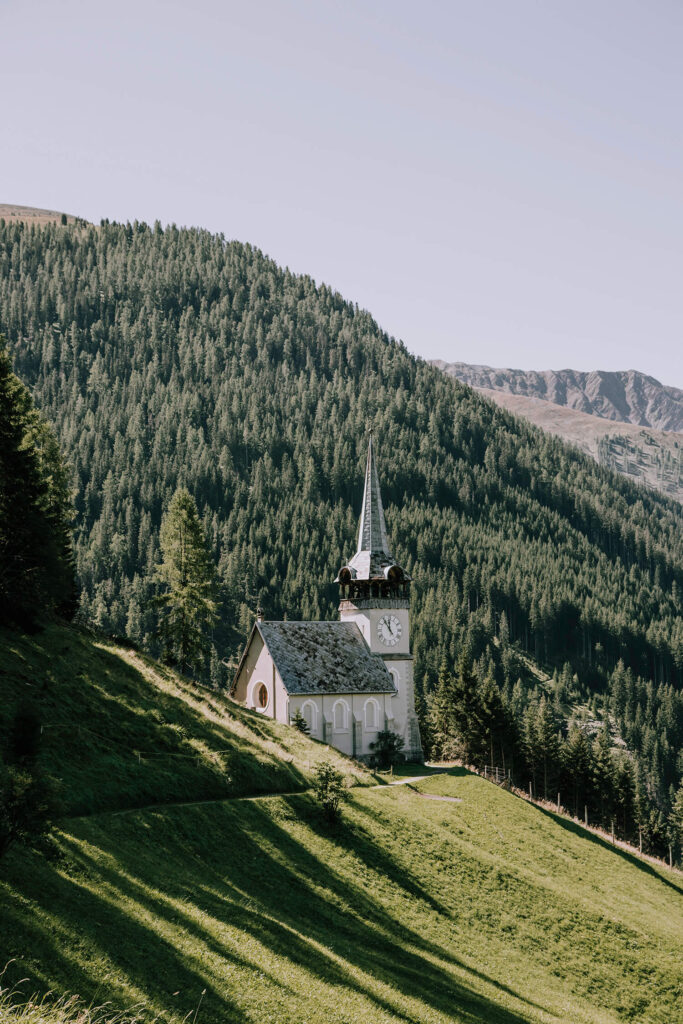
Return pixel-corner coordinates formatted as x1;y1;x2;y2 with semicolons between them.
433;363;683;432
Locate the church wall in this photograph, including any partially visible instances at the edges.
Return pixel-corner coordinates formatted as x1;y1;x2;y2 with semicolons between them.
288;692;395;757
232;634;289;725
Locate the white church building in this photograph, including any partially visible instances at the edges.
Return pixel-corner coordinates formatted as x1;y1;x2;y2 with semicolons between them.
231;438;423;762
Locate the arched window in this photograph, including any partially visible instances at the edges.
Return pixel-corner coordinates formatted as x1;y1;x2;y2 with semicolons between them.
251;681;269;712
333;699;349;731
364;698;379;730
302;700;317;733
389;668;399;692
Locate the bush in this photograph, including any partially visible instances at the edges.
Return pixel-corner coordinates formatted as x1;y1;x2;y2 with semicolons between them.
313;760;345;823
0;705;58;860
0;760;56;859
369;729;405;770
291;709;310;734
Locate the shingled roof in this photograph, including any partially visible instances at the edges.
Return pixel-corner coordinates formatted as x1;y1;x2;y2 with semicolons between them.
254;620;396;695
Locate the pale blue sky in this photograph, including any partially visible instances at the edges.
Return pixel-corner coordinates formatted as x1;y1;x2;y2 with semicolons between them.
2;0;682;385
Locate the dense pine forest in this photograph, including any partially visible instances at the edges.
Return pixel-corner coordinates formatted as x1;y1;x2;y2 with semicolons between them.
1;217;682;855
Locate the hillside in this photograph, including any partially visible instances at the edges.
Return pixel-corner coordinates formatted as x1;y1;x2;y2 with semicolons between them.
0;623;367;817
434;362;683;431
0;204;84;227
471;387;683;504
0;623;681;1024
0;217;682;847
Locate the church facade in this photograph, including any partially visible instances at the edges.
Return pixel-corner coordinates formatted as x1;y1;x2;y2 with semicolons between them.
231;438;423;762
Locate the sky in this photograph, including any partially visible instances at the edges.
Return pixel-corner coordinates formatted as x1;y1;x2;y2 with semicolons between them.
2;0;682;386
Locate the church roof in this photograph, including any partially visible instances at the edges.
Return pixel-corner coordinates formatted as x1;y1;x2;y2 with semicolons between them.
336;436;411;582
253;620;396;695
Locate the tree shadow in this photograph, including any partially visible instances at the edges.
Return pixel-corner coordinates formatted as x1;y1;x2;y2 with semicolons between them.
55;798;545;1024
2;631;310;816
0;863;242;1024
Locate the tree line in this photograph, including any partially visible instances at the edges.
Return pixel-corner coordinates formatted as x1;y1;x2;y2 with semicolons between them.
423;649;683;860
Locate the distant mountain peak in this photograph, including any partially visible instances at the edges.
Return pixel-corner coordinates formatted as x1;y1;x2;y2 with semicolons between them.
434;363;683;432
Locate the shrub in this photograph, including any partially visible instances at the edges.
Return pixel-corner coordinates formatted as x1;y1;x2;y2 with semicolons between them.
0;706;58;860
369;729;405;770
291;709;310;734
0;760;56;859
313;760;345;823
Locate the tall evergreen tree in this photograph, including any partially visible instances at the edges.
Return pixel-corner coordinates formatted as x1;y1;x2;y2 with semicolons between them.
592;726;616;826
562;724;593;817
0;339;75;624
153;488;218;676
429;657;457;759
451;650;481;763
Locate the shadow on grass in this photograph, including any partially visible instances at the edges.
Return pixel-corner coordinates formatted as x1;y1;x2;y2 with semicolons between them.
53;796;541;1024
0;791;544;1024
2;626;311;817
533;804;683;895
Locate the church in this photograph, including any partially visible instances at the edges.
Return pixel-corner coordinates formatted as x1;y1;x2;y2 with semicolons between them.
231;438;423;762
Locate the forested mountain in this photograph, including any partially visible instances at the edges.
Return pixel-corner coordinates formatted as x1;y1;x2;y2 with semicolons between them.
441;386;683;504
1;217;682;851
435;362;683;431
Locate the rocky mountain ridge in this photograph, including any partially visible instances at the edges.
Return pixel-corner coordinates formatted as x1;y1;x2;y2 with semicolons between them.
433;362;683;432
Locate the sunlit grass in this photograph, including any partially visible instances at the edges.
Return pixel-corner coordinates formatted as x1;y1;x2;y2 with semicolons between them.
1;623;681;1024
0;623;369;817
1;775;680;1024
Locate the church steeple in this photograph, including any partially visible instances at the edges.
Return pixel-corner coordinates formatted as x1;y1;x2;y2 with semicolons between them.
335;437;410;600
356;435;392;560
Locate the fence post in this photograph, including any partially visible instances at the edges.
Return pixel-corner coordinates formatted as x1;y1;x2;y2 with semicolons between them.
670;845;673;868
639;828;642;854
611;821;615;844
584;805;588;827
557;792;560;812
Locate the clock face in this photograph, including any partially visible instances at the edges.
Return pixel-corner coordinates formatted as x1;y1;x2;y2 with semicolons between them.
377;614;402;647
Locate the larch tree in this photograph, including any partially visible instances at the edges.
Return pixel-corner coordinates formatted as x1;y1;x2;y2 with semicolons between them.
153;488;218;676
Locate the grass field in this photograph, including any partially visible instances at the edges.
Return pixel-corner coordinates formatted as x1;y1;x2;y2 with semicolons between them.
1;624;681;1024
0;624;369;816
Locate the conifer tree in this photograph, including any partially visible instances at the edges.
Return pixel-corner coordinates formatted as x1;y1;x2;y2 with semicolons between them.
563;724;593;817
534;697;561;801
153;488;218;676
0;339;75;624
430;657;457;759
592;726;616;825
451;650;481;763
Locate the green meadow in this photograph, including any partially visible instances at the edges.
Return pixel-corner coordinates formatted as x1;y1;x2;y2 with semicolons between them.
1;625;681;1024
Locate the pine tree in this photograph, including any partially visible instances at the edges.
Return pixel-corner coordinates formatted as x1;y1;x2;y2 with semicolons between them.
0;339;75;624
152;488;219;676
534;697;561;801
451;650;480;763
563;724;593;817
592;726;616;826
429;657;456;759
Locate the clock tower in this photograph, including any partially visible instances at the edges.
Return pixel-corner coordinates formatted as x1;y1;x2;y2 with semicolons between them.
335;438;423;761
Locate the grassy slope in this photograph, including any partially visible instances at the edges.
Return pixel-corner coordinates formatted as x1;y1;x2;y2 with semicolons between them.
1;625;681;1024
0;623;368;816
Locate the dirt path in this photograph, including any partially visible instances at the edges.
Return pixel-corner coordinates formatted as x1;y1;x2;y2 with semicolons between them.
70;769;462;822
372;772;463;802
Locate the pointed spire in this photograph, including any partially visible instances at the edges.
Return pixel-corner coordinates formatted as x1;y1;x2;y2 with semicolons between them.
335;434;410;584
357;434;392;558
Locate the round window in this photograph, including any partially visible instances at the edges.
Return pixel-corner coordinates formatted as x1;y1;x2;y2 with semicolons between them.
256;683;268;709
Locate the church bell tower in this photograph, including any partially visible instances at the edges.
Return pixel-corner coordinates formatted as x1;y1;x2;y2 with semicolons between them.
335;437;423;761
